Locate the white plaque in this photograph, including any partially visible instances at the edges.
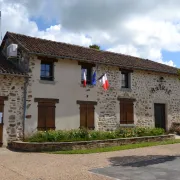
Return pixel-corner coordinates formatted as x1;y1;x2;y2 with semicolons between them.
0;113;2;124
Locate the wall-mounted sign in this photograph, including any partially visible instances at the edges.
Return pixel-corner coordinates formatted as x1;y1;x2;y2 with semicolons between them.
0;113;2;124
151;83;172;95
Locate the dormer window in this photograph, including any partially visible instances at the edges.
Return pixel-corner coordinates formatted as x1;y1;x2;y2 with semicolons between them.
40;61;54;81
121;72;129;88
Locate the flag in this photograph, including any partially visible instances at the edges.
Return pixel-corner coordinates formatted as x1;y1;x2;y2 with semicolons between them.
92;71;96;85
83;69;86;87
99;73;109;90
104;74;109;89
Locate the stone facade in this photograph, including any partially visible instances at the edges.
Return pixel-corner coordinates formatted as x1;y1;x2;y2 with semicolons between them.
0;75;25;144
23;55;180;134
2;35;180;143
97;65;180;130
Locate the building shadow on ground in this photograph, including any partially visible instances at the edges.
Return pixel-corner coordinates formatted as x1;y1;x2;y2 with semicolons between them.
108;155;180;167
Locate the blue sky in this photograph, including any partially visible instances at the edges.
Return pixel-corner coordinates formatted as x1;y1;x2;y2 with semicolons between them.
162;51;180;67
2;0;180;68
32;16;180;68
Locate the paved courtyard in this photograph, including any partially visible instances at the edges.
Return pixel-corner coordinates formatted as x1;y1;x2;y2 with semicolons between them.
1;143;180;180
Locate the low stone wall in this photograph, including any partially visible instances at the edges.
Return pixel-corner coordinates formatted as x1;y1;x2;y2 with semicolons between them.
8;134;175;152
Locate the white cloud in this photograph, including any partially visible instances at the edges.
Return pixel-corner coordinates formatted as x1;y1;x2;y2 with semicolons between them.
0;1;93;47
0;0;180;67
108;45;176;67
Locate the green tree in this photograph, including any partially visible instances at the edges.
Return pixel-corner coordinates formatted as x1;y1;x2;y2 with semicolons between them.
89;44;100;50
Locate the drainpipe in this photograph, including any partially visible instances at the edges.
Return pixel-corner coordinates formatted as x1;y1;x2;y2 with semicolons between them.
23;77;29;141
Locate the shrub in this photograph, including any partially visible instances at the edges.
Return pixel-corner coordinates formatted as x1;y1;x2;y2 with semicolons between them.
169;122;180;134
25;127;165;142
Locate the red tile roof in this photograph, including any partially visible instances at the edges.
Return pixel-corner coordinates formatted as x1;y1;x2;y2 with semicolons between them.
6;31;178;75
0;52;26;76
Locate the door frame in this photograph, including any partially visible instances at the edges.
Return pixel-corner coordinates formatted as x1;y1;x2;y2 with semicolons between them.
154;103;167;131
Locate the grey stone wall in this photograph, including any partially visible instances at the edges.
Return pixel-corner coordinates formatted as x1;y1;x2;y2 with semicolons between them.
8;134;175;152
96;65;120;130
96;65;180;130
0;75;25;142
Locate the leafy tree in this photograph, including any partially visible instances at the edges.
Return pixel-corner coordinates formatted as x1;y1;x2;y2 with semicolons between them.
89;44;100;50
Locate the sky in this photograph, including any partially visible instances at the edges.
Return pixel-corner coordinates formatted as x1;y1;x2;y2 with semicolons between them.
0;0;180;67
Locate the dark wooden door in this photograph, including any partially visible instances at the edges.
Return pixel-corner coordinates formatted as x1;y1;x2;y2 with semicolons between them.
0;123;3;147
0;100;4;147
154;104;166;130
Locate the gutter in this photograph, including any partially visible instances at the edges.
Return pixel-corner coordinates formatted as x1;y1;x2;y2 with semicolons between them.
22;77;29;141
29;52;178;76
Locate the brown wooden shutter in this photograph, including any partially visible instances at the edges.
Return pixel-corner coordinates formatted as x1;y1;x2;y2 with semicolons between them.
80;104;87;128
38;102;56;131
38;102;46;131
87;104;95;130
120;100;134;124
120;101;126;124
46;102;55;130
126;102;134;124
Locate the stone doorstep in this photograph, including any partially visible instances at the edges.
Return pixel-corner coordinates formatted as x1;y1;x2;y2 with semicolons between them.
7;134;175;152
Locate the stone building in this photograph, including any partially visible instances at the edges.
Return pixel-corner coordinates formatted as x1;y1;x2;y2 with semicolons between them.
0;31;179;146
0;52;27;147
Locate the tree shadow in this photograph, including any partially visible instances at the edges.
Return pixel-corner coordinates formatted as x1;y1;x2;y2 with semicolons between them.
108;155;180;167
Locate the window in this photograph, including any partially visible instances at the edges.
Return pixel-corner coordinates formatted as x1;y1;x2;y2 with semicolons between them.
40;61;54;81
120;99;134;124
121;72;129;88
35;98;59;131
81;66;92;85
77;101;97;130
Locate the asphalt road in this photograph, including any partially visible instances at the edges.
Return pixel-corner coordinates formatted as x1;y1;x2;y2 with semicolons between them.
91;154;180;180
1;143;180;180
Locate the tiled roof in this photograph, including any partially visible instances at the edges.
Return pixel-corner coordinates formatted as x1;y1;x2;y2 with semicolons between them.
6;31;178;75
0;52;26;76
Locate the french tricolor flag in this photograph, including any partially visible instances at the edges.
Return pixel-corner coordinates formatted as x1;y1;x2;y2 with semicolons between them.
83;69;86;87
99;73;109;90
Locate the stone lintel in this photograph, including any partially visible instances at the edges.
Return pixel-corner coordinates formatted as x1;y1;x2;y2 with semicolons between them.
117;97;136;102
34;98;59;103
76;100;97;105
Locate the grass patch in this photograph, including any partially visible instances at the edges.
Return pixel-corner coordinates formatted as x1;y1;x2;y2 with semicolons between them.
49;139;180;154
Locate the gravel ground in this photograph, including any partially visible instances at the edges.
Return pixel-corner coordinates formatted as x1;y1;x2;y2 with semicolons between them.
1;143;180;180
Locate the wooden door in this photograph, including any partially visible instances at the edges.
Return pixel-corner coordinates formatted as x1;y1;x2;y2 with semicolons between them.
154;104;166;130
0;100;4;147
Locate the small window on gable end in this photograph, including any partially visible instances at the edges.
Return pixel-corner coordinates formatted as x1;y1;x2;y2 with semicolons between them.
121;71;130;88
81;64;92;85
40;61;54;81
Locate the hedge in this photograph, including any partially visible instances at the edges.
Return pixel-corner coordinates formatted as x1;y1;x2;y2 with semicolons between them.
25;127;165;142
